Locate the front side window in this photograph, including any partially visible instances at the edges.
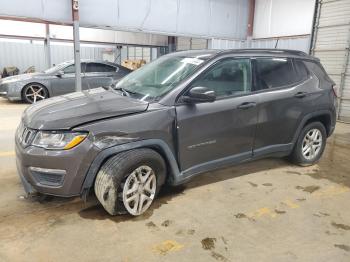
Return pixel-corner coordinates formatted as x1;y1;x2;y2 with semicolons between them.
63;64;76;74
115;55;206;101
190;58;251;98
44;61;71;74
255;58;299;89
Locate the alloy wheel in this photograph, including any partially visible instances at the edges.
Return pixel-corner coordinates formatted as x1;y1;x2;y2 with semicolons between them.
25;84;47;103
122;165;157;216
302;128;323;160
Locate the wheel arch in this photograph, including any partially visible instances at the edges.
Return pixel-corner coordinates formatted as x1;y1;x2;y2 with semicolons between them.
21;82;50;100
292;110;334;146
80;139;181;198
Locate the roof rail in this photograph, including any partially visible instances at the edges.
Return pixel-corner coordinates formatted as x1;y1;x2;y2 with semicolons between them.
222;48;308;57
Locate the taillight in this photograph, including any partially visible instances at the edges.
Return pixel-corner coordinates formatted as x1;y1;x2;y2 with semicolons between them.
332;85;338;98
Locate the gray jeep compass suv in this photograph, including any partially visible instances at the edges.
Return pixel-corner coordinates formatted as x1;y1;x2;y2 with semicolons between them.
15;49;337;216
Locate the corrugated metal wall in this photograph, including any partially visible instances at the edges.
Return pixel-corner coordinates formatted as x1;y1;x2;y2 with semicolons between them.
209;35;311;52
51;42;117;66
0;38;163;74
0;39;46;73
311;0;350;122
176;37;208;51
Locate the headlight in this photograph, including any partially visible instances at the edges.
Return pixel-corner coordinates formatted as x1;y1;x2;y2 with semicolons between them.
32;131;87;150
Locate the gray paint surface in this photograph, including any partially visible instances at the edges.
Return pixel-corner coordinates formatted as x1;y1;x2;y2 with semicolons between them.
15;49;336;197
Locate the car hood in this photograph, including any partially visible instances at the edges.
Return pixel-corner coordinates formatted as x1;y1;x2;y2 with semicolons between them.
22;88;149;130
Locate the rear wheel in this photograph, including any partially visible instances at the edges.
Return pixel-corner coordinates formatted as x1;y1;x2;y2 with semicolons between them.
289;121;327;166
94;149;166;216
22;83;48;103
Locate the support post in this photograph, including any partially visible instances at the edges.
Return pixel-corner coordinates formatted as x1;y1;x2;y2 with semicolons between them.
44;24;51;69
247;0;255;48
72;0;81;92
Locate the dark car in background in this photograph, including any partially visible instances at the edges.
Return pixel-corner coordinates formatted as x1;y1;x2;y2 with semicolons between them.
15;49;337;216
0;59;131;103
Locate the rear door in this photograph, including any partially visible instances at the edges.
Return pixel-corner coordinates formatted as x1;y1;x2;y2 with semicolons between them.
252;57;312;156
82;62;118;89
176;57;259;173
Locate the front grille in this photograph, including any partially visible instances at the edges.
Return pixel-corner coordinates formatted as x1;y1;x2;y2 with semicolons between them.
17;123;36;147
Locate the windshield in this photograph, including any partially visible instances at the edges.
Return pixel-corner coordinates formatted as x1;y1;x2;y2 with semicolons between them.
44;61;72;74
114;55;205;101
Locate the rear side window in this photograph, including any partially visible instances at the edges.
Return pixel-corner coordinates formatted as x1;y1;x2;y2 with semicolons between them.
86;63;116;73
255;58;299;89
293;59;309;81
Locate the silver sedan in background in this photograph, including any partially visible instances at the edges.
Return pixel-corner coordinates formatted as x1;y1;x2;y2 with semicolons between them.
0;59;131;103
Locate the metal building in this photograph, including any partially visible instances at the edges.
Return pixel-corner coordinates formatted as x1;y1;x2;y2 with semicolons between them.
311;0;350;122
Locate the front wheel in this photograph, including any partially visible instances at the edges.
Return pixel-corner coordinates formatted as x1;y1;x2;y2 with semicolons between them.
289;121;327;166
22;83;49;103
94;149;166;216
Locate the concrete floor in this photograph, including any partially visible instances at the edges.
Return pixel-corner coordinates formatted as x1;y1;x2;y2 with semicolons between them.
0;98;350;262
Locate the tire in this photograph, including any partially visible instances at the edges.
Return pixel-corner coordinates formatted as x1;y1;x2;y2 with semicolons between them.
289;121;327;166
94;149;166;216
22;83;49;103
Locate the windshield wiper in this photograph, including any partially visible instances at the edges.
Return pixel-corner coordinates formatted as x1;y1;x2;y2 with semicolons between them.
113;87;137;97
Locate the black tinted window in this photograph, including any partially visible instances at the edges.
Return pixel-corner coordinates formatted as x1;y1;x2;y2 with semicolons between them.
294;59;309;81
86;63;116;73
191;58;251;98
255;58;299;89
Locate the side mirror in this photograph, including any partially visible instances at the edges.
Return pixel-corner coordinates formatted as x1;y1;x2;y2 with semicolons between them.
56;70;64;77
182;86;216;103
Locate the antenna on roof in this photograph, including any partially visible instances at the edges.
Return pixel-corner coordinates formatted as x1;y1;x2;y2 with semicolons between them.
274;39;279;49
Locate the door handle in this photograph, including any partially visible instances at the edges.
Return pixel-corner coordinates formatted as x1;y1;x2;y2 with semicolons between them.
294;92;308;98
237;102;257;110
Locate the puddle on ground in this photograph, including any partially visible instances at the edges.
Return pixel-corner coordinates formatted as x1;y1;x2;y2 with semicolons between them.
285;171;302;175
295;185;320;193
331;222;350;231
334;244;350;252
307;132;350;187
275;209;286;214
211;251;228;261
146;221;158;229
262;183;273;186
201;237;216;250
248;182;258;187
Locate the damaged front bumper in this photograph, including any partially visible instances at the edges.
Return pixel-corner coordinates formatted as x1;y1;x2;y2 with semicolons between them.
15;130;100;197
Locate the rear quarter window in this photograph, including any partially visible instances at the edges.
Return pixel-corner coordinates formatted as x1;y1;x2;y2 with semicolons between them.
293;59;309;82
303;61;334;85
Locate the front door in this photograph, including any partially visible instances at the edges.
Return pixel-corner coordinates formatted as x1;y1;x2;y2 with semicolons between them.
176;58;259;173
51;63;85;96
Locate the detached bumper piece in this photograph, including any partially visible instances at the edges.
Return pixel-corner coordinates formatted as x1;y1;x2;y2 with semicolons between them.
16;159;37;195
